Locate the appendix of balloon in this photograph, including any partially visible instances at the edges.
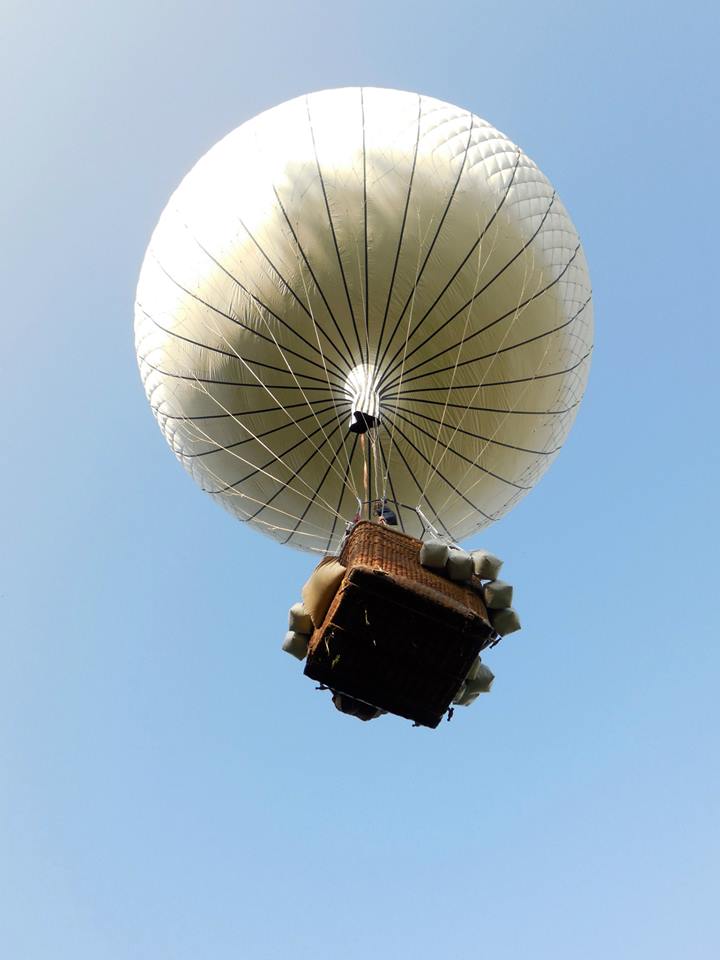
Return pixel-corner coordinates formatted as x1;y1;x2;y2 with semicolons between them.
134;87;593;728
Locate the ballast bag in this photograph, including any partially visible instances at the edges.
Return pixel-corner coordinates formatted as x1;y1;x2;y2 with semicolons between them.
490;607;521;636
483;580;513;610
471;550;503;580
282;631;310;660
419;540;449;570
446;548;473;582
288;602;313;634
302;559;346;628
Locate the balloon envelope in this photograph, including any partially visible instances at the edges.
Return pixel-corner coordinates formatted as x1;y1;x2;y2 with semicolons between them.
135;87;593;552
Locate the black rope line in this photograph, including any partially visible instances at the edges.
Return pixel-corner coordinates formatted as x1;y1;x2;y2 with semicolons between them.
382;410;495;523
376;431;406;534
382;278;586;391
388;403;560;455
361;87;370;369
245;418;344;522
376;147;522;384
272;185;356;363
281;423;354;543
140;308;343;388
325;433;360;552
150;398;340;422
181;404;339;459
374;94;423;366
193;228;347;381
201;410;342;495
377;419;456;539
381;347;592;395
379;396;581;417
150;257;346;387
377;179;553;391
388;407;532;490
137;355;339;392
306;95;365;363
374;112;480;373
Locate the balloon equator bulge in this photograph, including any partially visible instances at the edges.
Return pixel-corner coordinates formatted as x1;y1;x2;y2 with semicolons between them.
134;87;593;553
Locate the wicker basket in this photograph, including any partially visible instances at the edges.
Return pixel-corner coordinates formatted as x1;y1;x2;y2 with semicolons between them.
304;522;493;728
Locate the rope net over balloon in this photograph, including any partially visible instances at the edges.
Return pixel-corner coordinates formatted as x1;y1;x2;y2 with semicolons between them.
135;87;593;553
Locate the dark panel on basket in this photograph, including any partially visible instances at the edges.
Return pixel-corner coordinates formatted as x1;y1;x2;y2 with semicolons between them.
305;563;492;728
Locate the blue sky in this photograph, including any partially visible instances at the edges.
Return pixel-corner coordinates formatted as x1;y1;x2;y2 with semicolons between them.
2;1;718;957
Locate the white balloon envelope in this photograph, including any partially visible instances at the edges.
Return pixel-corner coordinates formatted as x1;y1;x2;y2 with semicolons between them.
135;87;593;553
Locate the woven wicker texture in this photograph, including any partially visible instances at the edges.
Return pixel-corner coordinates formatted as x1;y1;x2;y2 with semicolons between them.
338;522;490;621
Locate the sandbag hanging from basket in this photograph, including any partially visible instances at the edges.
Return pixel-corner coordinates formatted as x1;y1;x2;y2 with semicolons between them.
302;559;346;628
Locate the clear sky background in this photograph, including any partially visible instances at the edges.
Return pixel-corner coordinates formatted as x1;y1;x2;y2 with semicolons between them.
2;1;718;958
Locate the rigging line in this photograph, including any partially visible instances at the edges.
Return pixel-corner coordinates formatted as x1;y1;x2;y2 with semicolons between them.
141;310;351;502
272;185;356;362
382;409;502;510
374;112;479;373
419;212;491;503
379;396;581;417
149;254;345;387
192;429;347;534
325;432;360;552
452;478;527;531
376;155;531;393
281;422;355;543
386;404;562;455
182;131;348;371
391;219;505;491
435;305;590;517
378;348;592;394
374;150;522;377
203;460;329;528
205;270;366;496
381;242;582;391
150;399;324;422
374;429;382;513
454;343;589;513
377;180;554;390
375;432;406;533
197;410;348;520
210;463;343;535
159;376;346;522
174;382;338;489
484;423;574;522
379;216;505;398
374;93;423;364
360;433;369;516
190;228;347;381
294;227;359;499
377;418;456;540
306;95;365;362
370;426;382;515
389;291;591;388
379;207;426;508
137;354;336;392
378;198;458;514
354;217;373;384
244;418;345;522
361;87;370;369
390;408;531;490
179;404;339;459
139;307;340;388
421;252;542;505
253;520;336;543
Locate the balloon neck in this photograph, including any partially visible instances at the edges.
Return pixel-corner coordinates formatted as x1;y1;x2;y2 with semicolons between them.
345;364;381;435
